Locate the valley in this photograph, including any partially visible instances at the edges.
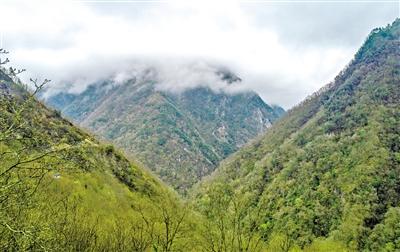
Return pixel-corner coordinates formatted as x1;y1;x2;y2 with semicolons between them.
46;69;284;193
0;15;398;252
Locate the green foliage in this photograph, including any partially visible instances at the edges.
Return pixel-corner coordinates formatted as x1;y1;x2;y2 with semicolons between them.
1;18;398;252
193;19;400;251
365;207;400;251
195;182;266;251
0;67;203;251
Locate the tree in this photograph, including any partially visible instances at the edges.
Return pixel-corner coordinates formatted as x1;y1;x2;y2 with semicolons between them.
0;49;72;250
197;182;265;252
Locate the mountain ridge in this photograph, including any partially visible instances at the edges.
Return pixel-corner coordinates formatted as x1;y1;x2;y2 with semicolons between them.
192;18;400;251
47;68;284;192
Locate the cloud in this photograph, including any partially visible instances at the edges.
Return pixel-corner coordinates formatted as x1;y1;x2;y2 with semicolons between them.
0;0;397;108
153;60;249;94
39;58;250;98
244;2;397;47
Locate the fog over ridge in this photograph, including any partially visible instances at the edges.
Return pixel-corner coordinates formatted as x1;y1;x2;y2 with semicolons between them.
38;57;253;100
1;0;397;108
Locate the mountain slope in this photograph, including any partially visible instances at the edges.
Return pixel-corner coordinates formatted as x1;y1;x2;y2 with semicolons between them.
0;69;200;251
193;19;400;251
47;69;284;192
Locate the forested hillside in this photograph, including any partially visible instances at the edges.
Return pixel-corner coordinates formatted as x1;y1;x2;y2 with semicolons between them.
47;69;284;193
1;17;398;252
193;19;400;251
0;58;202;251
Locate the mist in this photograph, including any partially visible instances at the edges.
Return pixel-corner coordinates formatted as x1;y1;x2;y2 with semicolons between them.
1;0;397;109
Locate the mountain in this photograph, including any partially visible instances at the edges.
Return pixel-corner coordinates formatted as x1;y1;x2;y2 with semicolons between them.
0;68;201;251
192;20;400;251
46;69;284;192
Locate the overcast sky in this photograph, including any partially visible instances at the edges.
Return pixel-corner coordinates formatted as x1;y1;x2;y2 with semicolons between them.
1;0;398;108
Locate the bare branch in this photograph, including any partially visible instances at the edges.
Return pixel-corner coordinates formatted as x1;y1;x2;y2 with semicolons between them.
29;78;50;95
8;67;26;77
0;58;9;65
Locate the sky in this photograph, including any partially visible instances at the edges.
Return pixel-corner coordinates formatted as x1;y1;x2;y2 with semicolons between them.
0;0;398;108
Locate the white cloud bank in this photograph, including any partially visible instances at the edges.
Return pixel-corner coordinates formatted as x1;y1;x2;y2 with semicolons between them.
0;0;398;108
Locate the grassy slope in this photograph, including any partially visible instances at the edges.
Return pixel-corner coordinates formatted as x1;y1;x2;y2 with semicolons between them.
193;19;400;251
0;73;201;251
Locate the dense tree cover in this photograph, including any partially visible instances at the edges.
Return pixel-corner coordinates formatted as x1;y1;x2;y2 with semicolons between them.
47;69;284;193
193;19;400;251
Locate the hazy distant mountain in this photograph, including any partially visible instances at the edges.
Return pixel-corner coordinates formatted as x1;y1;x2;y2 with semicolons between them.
47;69;284;192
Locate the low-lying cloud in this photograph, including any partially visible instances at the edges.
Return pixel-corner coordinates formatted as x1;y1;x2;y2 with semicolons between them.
1;0;397;108
39;58;251;99
153;60;249;94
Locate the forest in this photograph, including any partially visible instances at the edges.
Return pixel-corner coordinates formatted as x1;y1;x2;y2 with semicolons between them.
0;18;399;252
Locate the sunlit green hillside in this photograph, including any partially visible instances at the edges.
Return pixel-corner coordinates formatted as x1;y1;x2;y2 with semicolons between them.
193;19;400;252
0;66;201;251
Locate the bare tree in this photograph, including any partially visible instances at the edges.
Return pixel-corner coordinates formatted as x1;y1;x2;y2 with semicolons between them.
0;49;75;250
